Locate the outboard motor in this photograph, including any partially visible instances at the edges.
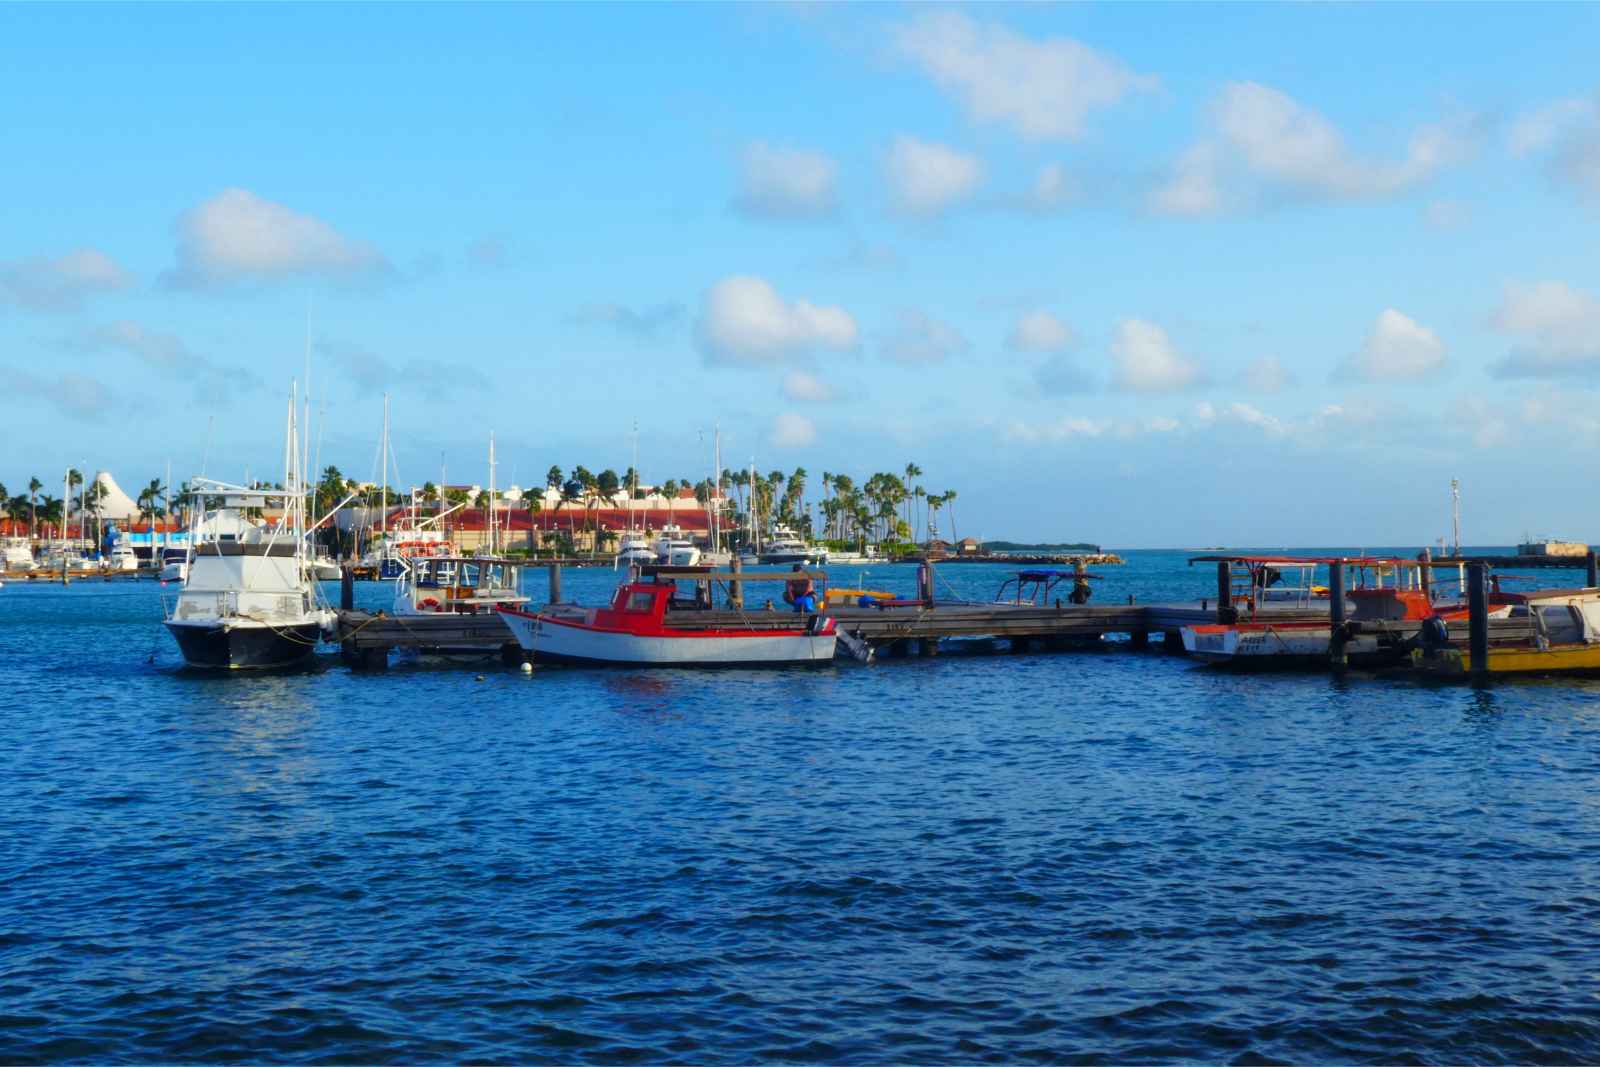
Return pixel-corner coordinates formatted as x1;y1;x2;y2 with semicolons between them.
1419;613;1450;651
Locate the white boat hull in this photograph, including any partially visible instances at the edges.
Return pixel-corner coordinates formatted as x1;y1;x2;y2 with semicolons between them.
1182;624;1380;664
501;610;835;666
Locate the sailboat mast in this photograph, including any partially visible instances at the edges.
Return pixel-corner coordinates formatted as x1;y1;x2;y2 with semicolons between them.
380;393;390;540
488;432;498;555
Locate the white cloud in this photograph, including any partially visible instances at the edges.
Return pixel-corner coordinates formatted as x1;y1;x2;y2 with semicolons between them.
1505;94;1600;198
0;248;131;311
166;188;388;287
1007;309;1075;353
81;320;194;368
735;141;839;219
1150;142;1225;217
1154;82;1471;215
1489;280;1600;378
695;275;857;365
1027;163;1074;211
1519;387;1600;441
771;412;817;448
892;11;1155;141
73;320;257;403
782;370;837;403
13;370;117;419
884;135;983;216
1341;308;1447;382
1004;416;1108;443
882;309;969;365
1224;401;1284;435
1555;133;1600;197
1216;82;1466;196
1240;355;1294;393
1507;97;1594;157
1110;318;1202;392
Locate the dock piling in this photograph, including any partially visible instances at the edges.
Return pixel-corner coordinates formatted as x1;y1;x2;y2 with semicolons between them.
1588;550;1598;588
1215;562;1234;623
1328;561;1347;670
729;554;743;610
1467;561;1489;682
340;565;354;610
549;562;562;605
1418;547;1432;598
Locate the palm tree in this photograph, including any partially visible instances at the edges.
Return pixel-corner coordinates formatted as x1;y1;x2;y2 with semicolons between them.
903;463;922;532
28;477;42;538
942;489;959;544
556;477;582;542
37;495;62;539
5;495;28;532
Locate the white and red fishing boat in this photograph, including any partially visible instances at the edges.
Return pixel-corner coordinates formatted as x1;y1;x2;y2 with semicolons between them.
498;568;837;667
1181;556;1510;667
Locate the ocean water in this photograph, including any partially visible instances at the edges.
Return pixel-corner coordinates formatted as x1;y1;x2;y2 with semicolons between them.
3;551;1599;1063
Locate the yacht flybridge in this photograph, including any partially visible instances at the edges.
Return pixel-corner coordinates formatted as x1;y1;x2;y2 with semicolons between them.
163;387;333;670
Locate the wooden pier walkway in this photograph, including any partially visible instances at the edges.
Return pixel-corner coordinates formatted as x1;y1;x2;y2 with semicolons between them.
332;599;1326;666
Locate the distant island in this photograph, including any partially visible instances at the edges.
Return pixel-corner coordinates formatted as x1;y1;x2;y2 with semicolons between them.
983;540;1102;553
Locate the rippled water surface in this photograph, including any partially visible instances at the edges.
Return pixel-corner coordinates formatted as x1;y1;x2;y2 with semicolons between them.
4;553;1599;1063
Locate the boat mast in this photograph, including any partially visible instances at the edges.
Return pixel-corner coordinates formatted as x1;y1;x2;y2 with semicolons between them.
1450;478;1461;557
380;393;390;544
750;458;760;554
488;431;498;556
709;424;720;552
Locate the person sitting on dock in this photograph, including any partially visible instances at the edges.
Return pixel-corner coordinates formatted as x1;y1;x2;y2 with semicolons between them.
1069;559;1093;604
783;564;817;614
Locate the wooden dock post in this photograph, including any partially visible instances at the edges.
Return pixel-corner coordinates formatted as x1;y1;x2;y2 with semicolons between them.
1328;560;1347;670
1418;547;1432;598
340;565;354;611
1588;550;1598;588
549;561;562;605
1467;561;1489;682
729;554;743;610
1215;561;1234;623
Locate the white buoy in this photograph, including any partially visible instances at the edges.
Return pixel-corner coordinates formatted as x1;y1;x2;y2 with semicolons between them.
519;661;533;675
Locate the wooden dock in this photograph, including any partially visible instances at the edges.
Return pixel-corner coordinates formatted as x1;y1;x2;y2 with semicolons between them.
331;598;1330;667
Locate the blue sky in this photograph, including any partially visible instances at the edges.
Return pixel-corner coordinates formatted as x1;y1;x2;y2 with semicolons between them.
3;3;1599;546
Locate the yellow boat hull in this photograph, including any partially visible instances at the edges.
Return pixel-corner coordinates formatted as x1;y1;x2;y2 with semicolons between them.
824;588;897;607
1413;644;1600;676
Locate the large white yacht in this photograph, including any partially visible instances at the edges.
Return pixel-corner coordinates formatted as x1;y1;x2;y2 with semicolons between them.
653;523;701;567
2;537;34;572
615;530;657;568
164;391;333;670
106;534;139;572
759;522;812;565
165;482;334;669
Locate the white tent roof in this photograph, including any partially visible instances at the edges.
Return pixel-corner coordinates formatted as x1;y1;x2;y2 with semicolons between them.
77;471;142;520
